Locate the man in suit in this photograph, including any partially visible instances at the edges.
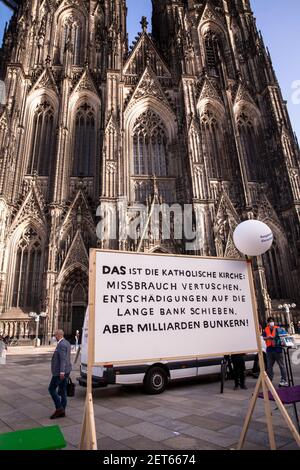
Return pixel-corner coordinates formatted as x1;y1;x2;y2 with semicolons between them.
48;330;72;419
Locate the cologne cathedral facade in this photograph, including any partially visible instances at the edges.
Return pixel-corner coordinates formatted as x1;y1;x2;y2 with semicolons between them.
0;0;299;341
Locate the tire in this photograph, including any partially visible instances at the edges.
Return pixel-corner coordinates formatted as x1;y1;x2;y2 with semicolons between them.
143;367;168;394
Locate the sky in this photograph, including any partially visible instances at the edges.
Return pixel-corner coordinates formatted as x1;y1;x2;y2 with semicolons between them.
0;0;299;138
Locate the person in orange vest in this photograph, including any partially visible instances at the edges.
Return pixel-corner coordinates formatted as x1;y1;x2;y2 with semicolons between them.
263;317;288;387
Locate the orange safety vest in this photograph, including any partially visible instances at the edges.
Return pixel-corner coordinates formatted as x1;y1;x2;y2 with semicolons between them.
264;325;279;349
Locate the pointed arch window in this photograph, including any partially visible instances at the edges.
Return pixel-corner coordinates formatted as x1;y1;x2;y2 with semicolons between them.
61;16;82;65
237;112;260;182
73;104;95;177
132;110;168;177
12;228;43;309
27;101;55;176
203;29;235;79
201;110;222;179
263;243;288;300
72;283;86;305
204;32;219;76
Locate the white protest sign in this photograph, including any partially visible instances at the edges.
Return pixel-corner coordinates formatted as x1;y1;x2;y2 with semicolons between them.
91;251;258;365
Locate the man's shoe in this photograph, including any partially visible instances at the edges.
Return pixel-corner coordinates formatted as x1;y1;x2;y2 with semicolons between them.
234;386;239;390
240;385;248;390
279;380;289;388
50;409;65;419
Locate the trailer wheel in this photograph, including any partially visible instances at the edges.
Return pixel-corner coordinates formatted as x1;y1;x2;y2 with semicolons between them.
143;367;168;394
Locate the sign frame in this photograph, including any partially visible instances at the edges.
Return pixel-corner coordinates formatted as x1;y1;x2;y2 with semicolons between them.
80;249;300;451
90;250;259;366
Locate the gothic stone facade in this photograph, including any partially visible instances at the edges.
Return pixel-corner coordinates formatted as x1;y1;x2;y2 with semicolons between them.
0;0;300;341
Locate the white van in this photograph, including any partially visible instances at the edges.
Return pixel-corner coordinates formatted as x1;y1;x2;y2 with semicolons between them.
77;309;256;394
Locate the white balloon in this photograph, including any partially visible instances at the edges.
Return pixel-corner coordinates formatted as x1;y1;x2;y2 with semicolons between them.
233;220;273;256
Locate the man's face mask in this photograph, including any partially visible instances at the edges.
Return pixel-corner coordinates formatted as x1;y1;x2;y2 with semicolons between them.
269;322;275;328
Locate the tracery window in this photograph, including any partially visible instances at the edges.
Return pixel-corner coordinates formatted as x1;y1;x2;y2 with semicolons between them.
72;104;95;177
237;112;260;182
61;16;82;65
12;228;43;309
203;29;235;78
132;110;168;177
134;181;150;204
27;101;54;176
133;179;174;204
201;110;222;179
205;33;219;67
72;283;86;304
204;32;219;76
263;244;288;300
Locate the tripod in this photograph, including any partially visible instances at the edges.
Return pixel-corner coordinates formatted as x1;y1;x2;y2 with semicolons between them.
282;347;300;433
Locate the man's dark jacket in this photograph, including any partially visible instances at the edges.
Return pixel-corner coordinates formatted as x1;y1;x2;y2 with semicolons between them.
51;338;72;376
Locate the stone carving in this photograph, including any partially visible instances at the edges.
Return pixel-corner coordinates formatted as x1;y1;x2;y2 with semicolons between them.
134;69;166;101
199;77;223;104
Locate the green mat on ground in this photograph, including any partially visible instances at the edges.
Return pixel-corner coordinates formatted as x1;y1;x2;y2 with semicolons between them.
0;425;66;450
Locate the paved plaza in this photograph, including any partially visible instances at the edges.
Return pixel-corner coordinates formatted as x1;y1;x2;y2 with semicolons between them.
0;345;299;451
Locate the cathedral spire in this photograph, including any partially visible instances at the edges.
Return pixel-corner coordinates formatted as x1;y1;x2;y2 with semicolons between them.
140;16;149;33
151;0;187;72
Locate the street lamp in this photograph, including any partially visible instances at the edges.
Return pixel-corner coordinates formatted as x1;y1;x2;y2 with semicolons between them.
29;312;47;347
278;303;296;334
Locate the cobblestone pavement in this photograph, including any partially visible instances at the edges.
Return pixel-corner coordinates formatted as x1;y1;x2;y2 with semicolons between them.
0;346;299;450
